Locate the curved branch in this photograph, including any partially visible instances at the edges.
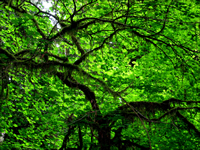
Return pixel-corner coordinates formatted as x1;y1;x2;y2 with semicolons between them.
56;72;99;111
71;35;85;56
59;126;76;150
154;107;200;121
14;49;32;57
31;17;46;39
74;28;124;65
176;111;200;137
27;1;59;20
0;47;17;61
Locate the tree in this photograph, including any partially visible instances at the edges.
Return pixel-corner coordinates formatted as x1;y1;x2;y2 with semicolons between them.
0;0;200;149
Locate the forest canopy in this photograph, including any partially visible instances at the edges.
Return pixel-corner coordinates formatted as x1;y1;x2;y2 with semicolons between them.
0;0;200;149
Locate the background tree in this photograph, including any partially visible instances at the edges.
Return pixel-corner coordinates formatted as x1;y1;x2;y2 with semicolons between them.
0;0;200;149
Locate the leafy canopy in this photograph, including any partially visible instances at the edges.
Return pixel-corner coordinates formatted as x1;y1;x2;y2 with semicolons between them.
0;0;200;149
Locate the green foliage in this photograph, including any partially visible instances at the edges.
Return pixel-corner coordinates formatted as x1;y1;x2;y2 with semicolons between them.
0;0;200;150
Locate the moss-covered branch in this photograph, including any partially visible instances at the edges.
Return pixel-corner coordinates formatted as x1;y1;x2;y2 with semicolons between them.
0;47;17;61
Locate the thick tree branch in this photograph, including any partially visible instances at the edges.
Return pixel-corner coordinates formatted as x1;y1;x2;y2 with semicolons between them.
71;35;85;56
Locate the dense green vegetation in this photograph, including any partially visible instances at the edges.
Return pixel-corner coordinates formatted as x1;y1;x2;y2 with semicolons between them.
0;0;200;149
